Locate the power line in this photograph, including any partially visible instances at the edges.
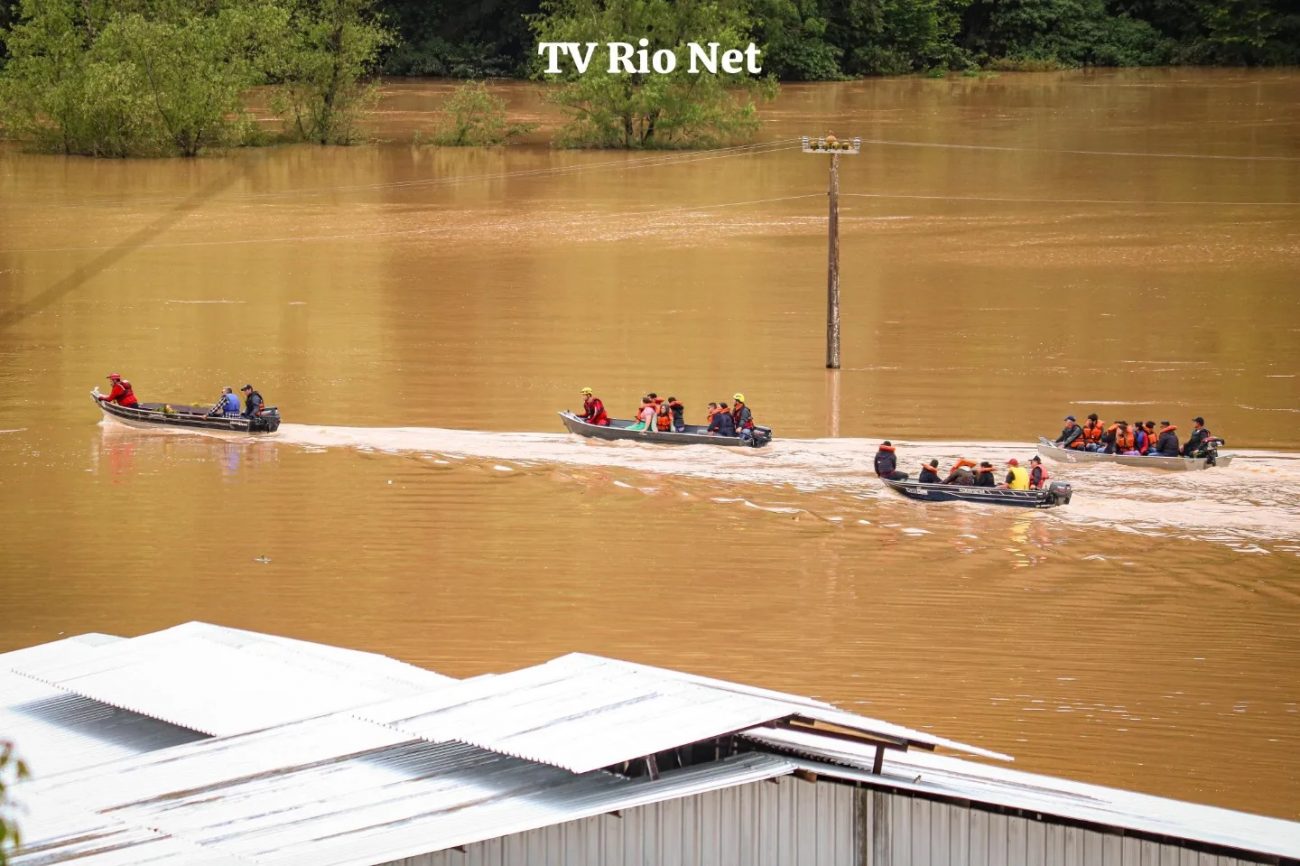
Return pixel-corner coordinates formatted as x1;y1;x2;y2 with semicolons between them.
857;137;1300;162
840;192;1300;207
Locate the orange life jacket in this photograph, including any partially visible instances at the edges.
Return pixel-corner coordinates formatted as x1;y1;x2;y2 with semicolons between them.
656;404;671;431
1081;421;1104;444
1029;463;1049;489
1115;428;1135;450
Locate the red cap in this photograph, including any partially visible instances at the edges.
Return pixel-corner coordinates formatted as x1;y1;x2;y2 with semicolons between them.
1007;458;1019;466
107;373;121;380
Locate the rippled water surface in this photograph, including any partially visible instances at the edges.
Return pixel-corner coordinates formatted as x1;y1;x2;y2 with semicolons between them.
1;69;1298;820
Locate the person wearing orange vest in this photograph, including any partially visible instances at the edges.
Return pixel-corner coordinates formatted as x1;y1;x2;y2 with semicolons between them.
974;461;997;487
1028;456;1049;489
1112;421;1137;454
97;373;139;408
1080;413;1105;451
705;402;719;424
874;441;907;480
1153;421;1180;457
667;397;685;432
943;458;977;485
731;393;756;443
655;400;672;431
918;459;942;484
577;387;609;426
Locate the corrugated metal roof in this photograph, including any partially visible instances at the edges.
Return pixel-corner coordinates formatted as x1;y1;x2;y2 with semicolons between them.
0;633;122;669
744;727;1300;860
0;671;206;778
15;713;794;866
7;622;454;737
355;652;1004;773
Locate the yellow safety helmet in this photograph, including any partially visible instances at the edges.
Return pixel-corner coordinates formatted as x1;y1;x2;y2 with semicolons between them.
733;393;745;402
580;387;593;394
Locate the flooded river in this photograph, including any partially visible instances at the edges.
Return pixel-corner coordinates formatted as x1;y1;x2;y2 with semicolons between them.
1;69;1298;820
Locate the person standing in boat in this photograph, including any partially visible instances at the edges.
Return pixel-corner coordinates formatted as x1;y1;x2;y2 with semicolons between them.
577;387;609;426
873;441;907;481
1054;416;1085;450
1153;421;1180;456
708;403;736;436
999;458;1029;490
1028;456;1049;489
974;461;997;487
918;459;942;484
240;384;265;418
97;373;139;408
1184;416;1212;457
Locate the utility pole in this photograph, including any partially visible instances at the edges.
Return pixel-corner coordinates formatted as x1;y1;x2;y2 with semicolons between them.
802;135;861;369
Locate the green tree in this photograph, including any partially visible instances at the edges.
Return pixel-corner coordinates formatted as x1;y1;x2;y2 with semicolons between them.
272;0;392;144
529;0;774;149
425;81;535;145
376;0;539;77
750;0;844;80
0;739;28;866
826;0;972;74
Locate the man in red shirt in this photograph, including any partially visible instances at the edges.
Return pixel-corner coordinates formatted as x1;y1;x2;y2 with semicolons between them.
97;373;139;408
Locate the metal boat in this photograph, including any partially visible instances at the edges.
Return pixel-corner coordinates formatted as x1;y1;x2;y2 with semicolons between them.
559;411;772;448
881;476;1072;509
1036;437;1232;470
92;390;281;434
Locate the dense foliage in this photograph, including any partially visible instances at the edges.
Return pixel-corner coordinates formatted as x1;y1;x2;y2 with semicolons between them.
530;0;774;148
0;0;390;155
0;740;27;866
423;81;536;145
368;0;1300;76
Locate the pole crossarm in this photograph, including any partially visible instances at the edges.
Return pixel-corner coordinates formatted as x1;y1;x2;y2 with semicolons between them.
802;135;861;155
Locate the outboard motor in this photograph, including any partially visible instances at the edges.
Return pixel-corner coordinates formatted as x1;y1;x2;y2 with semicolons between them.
249;407;281;434
1193;436;1225;466
1046;481;1073;506
751;426;773;448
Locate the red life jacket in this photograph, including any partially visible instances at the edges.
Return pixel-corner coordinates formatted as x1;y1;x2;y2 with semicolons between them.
1081;421;1104;444
1029;463;1049;489
107;381;139;407
583;397;608;425
731;402;754;430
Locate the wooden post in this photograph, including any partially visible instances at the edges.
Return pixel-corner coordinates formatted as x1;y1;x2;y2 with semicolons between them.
827;153;840;369
803;136;860;371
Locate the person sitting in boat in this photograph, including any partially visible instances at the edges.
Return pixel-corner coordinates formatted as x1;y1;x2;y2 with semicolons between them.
1054;416;1085;450
655;400;672;432
97;373;140;408
207;387;241;417
999;458;1030;490
1108;420;1138;455
1028;456;1049;489
732;393;756;444
667;397;686;432
1132;422;1149;455
1142;421;1158;454
918;459;942;484
1153;421;1180;457
1080;414;1105;451
974;461;997;487
873;441;907;481
628;397;656;431
943;458;976;485
240;384;265;418
577;387;609;426
708;403;736;436
705;402;719;424
1183;416;1212;457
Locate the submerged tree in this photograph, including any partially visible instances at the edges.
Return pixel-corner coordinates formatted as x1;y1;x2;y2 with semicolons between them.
271;0;392;145
529;0;774;149
424;81;536;145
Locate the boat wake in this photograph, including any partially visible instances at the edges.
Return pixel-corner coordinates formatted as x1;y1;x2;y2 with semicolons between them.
275;423;1300;552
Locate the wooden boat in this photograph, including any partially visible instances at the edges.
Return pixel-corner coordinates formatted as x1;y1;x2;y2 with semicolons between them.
1036;437;1232;470
881;476;1072;509
92;390;281;434
559;411;772;448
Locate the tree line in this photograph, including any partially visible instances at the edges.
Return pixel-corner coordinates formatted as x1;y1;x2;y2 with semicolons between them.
0;0;1295;156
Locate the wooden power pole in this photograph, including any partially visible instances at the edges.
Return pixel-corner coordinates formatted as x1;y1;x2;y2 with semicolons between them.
803;135;861;369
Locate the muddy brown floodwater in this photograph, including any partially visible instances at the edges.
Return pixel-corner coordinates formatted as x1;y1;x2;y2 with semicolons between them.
1;69;1298;819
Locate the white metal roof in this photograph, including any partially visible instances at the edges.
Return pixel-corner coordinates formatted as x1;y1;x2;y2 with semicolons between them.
15;713;794;866
355;652;1005;773
743;726;1300;860
6;622;454;736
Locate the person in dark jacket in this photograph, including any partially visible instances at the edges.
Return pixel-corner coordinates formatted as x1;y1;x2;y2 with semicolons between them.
1054;416;1084;450
1183;416;1212;456
1153;421;1181;457
708;406;736;436
974;461;997;486
1028;456;1048;489
943;458;976;485
874;441;907;481
240;384;264;418
667;397;686;432
918;459;942;484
